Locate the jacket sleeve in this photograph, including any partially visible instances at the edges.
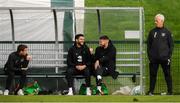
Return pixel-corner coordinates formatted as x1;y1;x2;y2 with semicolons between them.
168;31;174;58
7;54;18;71
147;31;152;61
94;47;100;61
99;47;116;63
84;47;92;67
21;56;29;68
67;48;76;68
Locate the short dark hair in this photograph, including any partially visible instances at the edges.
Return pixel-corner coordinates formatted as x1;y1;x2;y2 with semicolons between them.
75;34;84;40
17;44;28;53
99;35;109;40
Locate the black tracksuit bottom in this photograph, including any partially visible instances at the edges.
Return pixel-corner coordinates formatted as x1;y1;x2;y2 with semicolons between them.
95;66;118;86
149;59;172;94
66;67;91;87
95;67;108;86
5;70;27;92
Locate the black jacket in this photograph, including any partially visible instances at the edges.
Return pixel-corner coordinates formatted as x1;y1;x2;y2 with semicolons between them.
4;52;29;71
147;27;174;61
67;44;92;68
95;41;116;71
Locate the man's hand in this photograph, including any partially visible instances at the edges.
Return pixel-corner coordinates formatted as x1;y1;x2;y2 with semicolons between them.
26;55;32;61
76;65;86;71
95;60;100;70
167;59;171;65
80;65;86;70
89;48;93;55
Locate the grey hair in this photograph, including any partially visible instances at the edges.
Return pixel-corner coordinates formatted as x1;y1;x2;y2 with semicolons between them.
155;14;165;21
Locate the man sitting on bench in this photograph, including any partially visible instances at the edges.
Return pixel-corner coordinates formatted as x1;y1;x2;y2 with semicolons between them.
94;35;119;94
66;34;92;95
4;44;32;95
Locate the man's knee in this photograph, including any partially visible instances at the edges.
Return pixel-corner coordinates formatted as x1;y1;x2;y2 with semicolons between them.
150;68;157;77
7;71;15;78
66;68;74;78
95;67;103;76
21;70;27;76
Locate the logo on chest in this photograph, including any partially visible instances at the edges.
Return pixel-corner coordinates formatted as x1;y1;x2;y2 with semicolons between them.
77;55;82;62
161;33;166;37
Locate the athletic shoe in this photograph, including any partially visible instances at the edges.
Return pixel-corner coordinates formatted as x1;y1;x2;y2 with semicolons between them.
4;89;9;95
17;89;24;95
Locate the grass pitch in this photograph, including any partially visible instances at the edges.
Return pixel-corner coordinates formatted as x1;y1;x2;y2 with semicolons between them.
0;95;180;102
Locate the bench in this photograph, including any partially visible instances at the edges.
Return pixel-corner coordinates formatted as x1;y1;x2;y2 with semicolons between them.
0;56;140;82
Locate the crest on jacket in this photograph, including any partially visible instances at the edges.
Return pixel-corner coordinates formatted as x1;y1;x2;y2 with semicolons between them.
161;33;166;37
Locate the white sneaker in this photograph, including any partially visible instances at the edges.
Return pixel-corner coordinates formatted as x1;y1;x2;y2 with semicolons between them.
67;91;73;95
17;89;24;95
4;89;9;95
86;88;91;96
67;87;73;95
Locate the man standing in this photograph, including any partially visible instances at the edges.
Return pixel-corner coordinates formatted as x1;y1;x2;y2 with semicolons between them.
4;44;32;95
66;34;92;95
147;14;174;95
94;35;119;94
